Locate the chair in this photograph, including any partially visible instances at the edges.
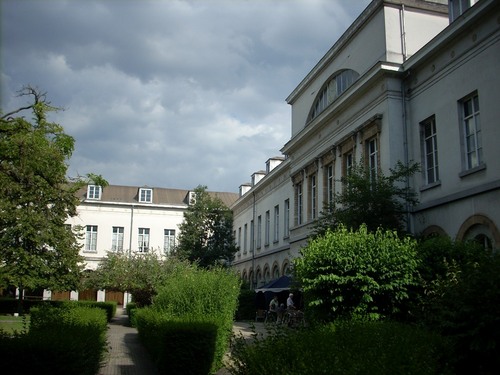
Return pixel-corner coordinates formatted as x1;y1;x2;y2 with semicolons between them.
255;309;267;322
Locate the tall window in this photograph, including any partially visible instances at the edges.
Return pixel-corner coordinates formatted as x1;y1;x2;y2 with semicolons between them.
243;224;248;253
449;0;479;22
250;220;254;253
274;205;280;242
112;226;124;251
238;227;241;250
284;199;290;238
421;116;439;184
461;93;482;170
138;228;150;252
85;225;98;252
265;211;270;246
366;138;379;183
345;152;353;176
296;183;303;226
87;185;101;200
164;229;175;255
309;174;317;220
326;164;334;208
139;188;153;203
257;215;262;249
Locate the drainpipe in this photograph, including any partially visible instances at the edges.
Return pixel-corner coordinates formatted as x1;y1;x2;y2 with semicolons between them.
129;204;134;256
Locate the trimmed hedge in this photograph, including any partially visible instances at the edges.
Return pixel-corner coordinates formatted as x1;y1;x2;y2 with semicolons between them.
0;306;108;375
135;308;217;375
230;320;451;375
0;299;116;322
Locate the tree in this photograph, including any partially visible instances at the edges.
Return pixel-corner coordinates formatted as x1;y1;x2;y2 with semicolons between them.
313;160;419;238
84;250;188;306
294;225;419;322
0;86;107;300
174;185;237;268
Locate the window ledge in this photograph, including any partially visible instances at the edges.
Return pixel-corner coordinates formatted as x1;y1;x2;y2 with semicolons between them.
419;181;441;192
459;163;486;178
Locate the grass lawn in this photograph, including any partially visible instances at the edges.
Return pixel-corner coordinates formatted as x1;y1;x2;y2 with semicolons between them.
0;315;29;334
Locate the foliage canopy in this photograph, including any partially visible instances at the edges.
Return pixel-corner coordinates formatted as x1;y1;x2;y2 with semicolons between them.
174;185;237;268
0;86;106;293
294;224;419;322
313;161;419;237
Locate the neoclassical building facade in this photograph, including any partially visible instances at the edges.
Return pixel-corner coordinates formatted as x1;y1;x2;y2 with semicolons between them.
231;0;500;288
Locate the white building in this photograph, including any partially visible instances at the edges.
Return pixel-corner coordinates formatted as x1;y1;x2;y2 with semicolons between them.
55;184;238;304
231;0;500;288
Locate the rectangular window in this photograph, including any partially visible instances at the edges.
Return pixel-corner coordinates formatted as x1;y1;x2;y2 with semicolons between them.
243;223;248;253
449;0;479;22
112;226;124;251
420;116;439;184
250;220;254;253
345;152;353;176
85;225;98;252
309;174;317;220
139;188;153;203
284;199;290;238
295;183;303;226
366;138;378;183
87;185;102;200
138;228;150;252
265;210;270;246
461;93;482;170
326;164;334;209
164;229;175;255
257;215;262;249
274;205;280;242
238;227;241;249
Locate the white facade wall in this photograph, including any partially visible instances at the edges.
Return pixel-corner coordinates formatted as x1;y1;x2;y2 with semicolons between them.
232;0;500;285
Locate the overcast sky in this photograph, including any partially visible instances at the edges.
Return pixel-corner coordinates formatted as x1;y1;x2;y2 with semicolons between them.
1;0;370;193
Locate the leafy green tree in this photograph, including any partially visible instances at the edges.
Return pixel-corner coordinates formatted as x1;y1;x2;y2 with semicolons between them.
313;161;419;237
174;185;237;268
294;225;419;322
0;86;107;300
84;251;187;306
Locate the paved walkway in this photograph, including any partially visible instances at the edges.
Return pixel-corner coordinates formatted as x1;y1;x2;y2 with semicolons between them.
98;308;158;375
98;308;267;375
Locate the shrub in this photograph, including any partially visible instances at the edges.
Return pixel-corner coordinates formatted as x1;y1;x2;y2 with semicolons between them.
294;225;419;322
0;305;107;375
135;308;217;375
229;320;451;375
139;264;240;374
413;237;500;374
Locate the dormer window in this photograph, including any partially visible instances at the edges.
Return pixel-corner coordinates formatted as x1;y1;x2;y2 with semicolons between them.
139;188;152;203
188;191;196;205
87;185;102;200
308;69;359;123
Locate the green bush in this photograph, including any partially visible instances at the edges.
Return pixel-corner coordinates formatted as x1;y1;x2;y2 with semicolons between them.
229;320;451;375
294;225;419;322
413;237;500;374
234;289;256;321
126;301;138;326
135;308;217;375
137;264;240;374
0;306;108;375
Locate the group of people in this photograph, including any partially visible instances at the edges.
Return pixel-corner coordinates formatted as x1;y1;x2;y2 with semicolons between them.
268;293;298;324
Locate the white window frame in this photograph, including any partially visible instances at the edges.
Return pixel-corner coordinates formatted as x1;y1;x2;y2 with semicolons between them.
139;188;153;203
257;215;262;249
138;228;150;252
164;229;175;255
273;205;280;242
310;174;317;220
421;116;440;185
112;226;124;252
87;185;102;200
367;138;379;183
85;225;98;252
296;183;303;226
326;164;334;208
284;199;290;238
265;210;270;246
461;93;482;170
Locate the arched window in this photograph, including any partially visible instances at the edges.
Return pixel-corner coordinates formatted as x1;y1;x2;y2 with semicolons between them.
308;69;359;123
